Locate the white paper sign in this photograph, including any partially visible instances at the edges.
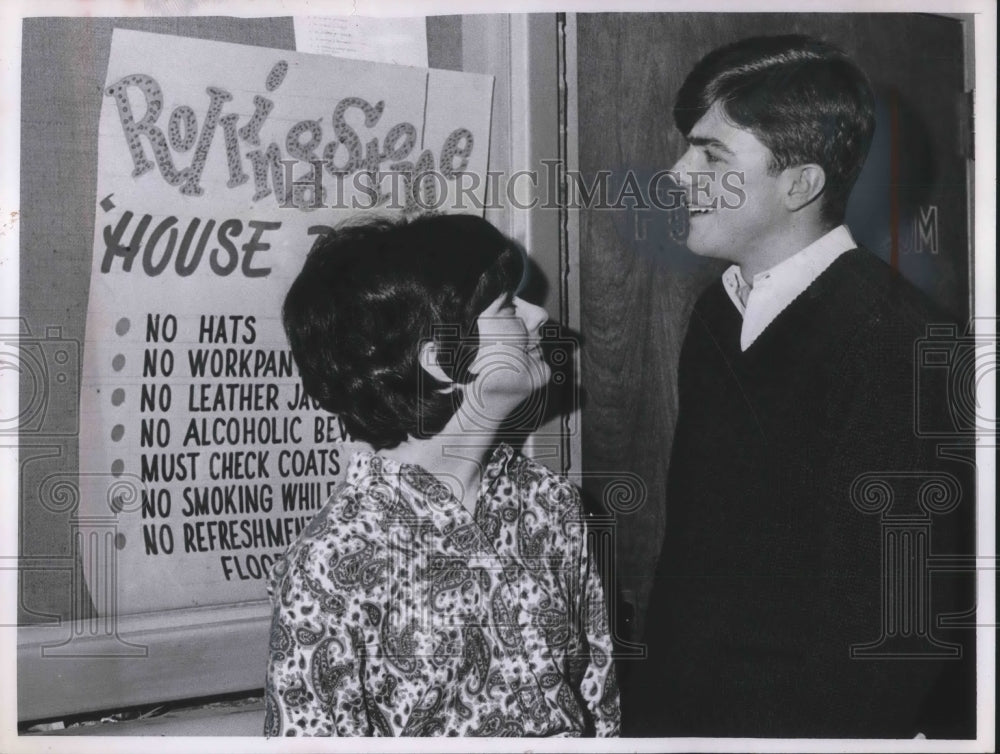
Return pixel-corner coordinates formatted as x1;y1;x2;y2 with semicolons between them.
79;29;493;615
293;16;429;66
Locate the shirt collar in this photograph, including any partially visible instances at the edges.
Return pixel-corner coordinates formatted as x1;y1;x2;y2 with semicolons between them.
721;225;857;351
345;443;517;525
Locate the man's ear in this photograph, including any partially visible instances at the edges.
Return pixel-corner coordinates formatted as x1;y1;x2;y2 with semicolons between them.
783;164;826;211
418;340;458;393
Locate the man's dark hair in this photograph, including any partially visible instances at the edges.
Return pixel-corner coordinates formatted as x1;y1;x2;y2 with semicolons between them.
282;213;525;449
674;34;876;226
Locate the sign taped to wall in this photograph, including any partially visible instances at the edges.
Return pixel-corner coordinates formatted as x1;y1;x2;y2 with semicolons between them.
78;29;494;615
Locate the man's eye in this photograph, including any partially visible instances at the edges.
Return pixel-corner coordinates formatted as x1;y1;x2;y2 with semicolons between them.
704;151;721;164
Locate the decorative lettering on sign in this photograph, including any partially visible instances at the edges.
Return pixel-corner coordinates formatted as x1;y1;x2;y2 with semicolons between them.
104;66;477;210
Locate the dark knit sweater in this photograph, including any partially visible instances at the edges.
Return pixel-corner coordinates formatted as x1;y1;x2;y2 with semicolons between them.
623;248;974;738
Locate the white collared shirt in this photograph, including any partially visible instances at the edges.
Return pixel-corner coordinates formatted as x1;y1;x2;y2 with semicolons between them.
721;225;858;351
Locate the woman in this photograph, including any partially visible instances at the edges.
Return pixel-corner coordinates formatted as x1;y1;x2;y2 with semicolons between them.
265;213;620;736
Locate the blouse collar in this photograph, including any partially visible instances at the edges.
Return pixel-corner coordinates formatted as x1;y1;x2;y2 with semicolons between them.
345;442;518;529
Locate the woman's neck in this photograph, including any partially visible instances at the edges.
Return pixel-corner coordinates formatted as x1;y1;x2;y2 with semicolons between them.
372;412;502;514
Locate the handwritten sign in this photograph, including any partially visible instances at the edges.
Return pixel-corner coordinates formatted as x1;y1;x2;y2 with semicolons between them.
78;29;493;615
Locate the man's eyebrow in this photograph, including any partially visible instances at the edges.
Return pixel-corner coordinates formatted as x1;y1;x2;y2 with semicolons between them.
686;136;734;154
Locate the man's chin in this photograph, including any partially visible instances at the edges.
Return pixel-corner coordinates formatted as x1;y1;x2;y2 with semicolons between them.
682;239;734;262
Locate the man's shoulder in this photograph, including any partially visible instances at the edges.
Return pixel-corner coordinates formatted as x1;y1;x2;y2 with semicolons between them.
753;246;956;360
825;247;951;330
811;248;961;388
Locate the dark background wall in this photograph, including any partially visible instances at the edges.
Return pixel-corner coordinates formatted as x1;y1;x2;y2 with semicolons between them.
575;12;971;643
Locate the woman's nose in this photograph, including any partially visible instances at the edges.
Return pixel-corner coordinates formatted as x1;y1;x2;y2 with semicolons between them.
520;299;549;332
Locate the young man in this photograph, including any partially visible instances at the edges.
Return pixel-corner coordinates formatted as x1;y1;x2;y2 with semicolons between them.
622;35;974;738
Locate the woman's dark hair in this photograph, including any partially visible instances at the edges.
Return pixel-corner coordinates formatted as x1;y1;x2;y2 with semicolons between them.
282;213;525;449
674;34;876;226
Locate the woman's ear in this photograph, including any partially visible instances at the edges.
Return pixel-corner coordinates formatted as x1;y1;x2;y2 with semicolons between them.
418;340;458;393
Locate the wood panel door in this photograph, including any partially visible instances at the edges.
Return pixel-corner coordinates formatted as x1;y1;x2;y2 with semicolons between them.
575;12;972;643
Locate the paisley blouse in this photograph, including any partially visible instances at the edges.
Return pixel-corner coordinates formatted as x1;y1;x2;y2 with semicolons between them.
264;443;620;736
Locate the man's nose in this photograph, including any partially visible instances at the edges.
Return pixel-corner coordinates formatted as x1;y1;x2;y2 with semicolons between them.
669;147;694;185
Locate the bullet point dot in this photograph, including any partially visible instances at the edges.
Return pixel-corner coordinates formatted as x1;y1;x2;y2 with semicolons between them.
112;354;126;372
115;533;127;550
115;318;131;336
111;459;125;477
111;388;125;406
111;424;125;441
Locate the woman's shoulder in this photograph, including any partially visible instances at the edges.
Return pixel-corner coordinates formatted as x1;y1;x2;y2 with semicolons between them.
497;446;582;519
266;479;385;596
293;480;375;540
